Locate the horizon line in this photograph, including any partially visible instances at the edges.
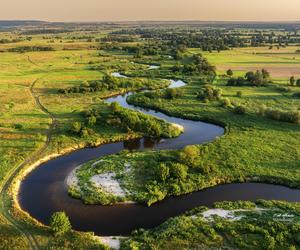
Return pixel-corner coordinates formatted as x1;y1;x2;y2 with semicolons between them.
1;19;300;24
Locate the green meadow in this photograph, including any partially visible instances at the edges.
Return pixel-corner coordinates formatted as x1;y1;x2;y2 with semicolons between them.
0;25;300;249
198;46;300;80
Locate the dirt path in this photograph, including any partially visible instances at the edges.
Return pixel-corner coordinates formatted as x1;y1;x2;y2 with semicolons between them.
0;57;57;250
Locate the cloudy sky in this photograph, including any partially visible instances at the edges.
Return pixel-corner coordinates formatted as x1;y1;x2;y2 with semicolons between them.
1;0;300;22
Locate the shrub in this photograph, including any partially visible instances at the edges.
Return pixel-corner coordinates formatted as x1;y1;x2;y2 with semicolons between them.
220;98;232;108
87;116;97;126
292;92;300;98
226;69;233;77
170;163;188;180
179;145;200;167
49;212;72;236
233;105;246;115
214;201;256;210
157;163;170;182
290;76;295;86
107;103;182;138
197;85;222;102
236;91;243;97
259;106;300;124
258;104;267;116
71;122;82;134
165;88;184;99
227;77;245;86
276;86;291;92
110;102;121;113
227;69;271;87
14;123;23;130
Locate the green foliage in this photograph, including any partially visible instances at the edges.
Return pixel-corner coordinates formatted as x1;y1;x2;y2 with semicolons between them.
58;74;168;94
170;163;188;180
293;92;300;98
197;85;222;102
179;145;200;167
165;88;184;99
236;91;243;97
171;54;216;76
227;69;271;87
123;201;300;249
226;69;233;77
49;212;72;236
259;105;300;124
107;102;182;138
220;97;232;108
214;201;256;210
71;122;82;134
8;46;54;52
2;24;300;249
233;105;246;115
157;163;170;182
290;76;296;86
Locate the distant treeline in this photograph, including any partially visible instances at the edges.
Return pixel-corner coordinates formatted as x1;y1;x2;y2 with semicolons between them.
227;69;271;87
8;46;55;53
0;38;22;44
20;29;71;35
112;28;300;51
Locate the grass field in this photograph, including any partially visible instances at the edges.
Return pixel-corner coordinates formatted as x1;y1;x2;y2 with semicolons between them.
195;46;300;80
0;28;300;249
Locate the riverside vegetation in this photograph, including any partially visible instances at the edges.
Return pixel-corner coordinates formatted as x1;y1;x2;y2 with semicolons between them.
0;21;300;249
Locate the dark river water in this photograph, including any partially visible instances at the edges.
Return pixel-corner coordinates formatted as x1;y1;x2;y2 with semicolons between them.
18;76;300;236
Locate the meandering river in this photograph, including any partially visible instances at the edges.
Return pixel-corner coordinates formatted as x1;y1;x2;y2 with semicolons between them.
18;72;300;236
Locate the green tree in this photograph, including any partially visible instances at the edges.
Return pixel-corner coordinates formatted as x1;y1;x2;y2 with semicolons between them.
179;145;200;167
226;69;233;77
290;76;295;86
87;116;97;126
157;163;170;182
297;79;300;87
49;212;72;236
71;122;82;134
110;102;121;113
236;91;243;98
165;88;184;99
170;163;188;180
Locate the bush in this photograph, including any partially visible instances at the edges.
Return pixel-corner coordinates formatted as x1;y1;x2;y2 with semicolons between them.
108;102;182;138
259;105;300;124
227;69;271;87
157;163;170;182
197;85;222;102
71;122;82;134
214;201;256;210
292;92;300;98
165;88;184;99
227;77;245;86
14;123;23;130
236;91;243;97
170;163;188;180
226;69;233;77
233;105;246;115
276;86;291;92
49;212;72;236
179;145;200;167
220;98;232;108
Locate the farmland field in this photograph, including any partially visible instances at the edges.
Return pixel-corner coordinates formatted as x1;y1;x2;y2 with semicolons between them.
200;46;300;80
